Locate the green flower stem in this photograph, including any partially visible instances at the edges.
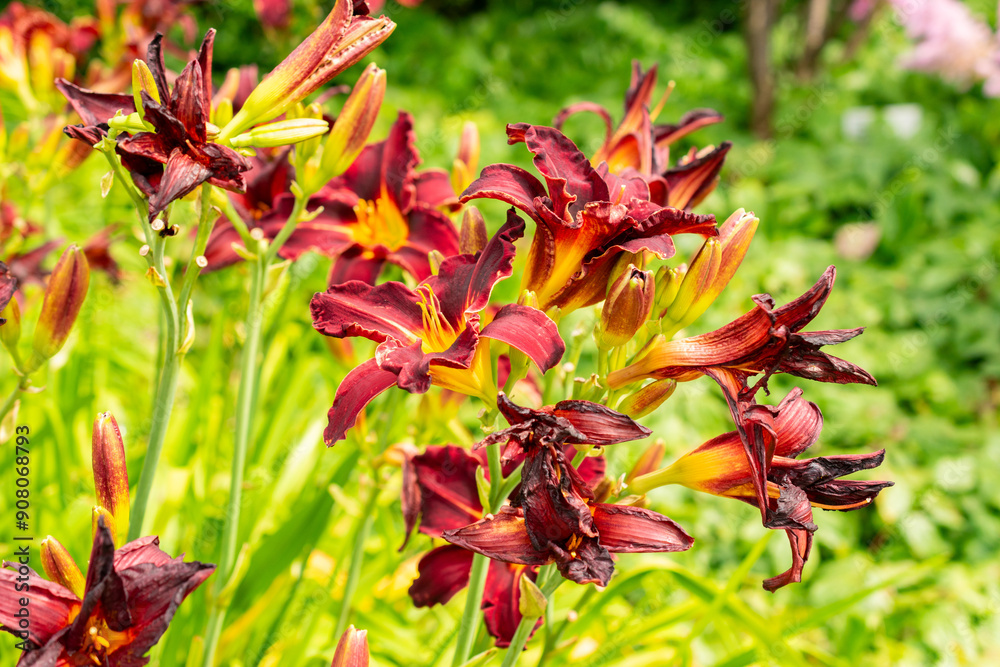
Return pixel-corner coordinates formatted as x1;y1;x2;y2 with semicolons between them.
264;191;309;265
128;230;181;541
334;479;380;639
0;376;30;425
176;185;216;331
201;253;266;667
452;442;505;666
500;566;562;667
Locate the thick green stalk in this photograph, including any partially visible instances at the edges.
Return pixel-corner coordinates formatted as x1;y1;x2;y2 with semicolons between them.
334;482;380;638
500;566;562;667
201;254;266;667
129;234;181;541
452;442;504;666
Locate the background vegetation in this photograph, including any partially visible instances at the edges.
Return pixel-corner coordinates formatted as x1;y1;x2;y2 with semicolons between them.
2;0;998;664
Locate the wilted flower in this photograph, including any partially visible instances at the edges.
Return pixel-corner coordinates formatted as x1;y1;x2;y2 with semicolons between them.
443;394;693;587
554;61;731;209
0;519;213;664
461;122;717;313
310;213;565;445
630;388;891;590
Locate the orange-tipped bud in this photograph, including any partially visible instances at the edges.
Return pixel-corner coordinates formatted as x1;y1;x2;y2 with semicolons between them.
653;264;685;319
40;536;85;598
319;64;386;181
617;379;676;420
331;625;369;667
32;245;90;361
92;506;116;546
222;0;394;140
459;206;488;255
625;440;667;484
596;264;654;349
451;120;480;194
92;412;129;544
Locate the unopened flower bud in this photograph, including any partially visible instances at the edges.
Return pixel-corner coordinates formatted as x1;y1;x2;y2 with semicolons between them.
319;63;386;180
617;379;676;420
660;237;720;336
518;575;547;619
92;412;129;544
596;264;654;349
220;2;394;139
451;121;480;194
459;206;487;255
131;59;160;120
625;440;667;484
32;245;90;361
40;536;85;598
331;625;370;667
230;118;330;148
653;264;685;319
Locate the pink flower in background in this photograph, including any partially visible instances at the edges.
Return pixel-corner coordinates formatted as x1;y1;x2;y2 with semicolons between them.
890;0;1000;96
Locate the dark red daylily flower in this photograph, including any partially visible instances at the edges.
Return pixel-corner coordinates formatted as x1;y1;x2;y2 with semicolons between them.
310;211;565;445
461;122;717;313
0;519;213;666
633;388;891;591
115;32;250;221
401;445;601;646
554;61;730;210
209;112;460;283
442;393;693;587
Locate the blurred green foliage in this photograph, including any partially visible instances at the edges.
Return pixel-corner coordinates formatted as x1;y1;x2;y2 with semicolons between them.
2;1;999;665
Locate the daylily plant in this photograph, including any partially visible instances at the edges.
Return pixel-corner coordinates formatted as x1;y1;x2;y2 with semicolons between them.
443;394;694;587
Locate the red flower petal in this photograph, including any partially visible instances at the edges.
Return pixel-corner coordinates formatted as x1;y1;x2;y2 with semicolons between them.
0;568;78;646
310;281;424;344
480;304;565;373
482;562;541;648
323;358;399;445
442;507;551;566
408;545;473;607
414;169;459;210
406;446;484;537
591;504;693;553
460;163;548;225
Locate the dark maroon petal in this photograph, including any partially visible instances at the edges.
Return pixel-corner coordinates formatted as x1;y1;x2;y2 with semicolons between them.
663;142;731;210
403;205;461;258
482;563;541;648
480;304;565;373
553;536;614;586
340;141;385;202
592;504;693;553
772;266;837;333
442;507;551;566
783;331;877;386
638;206;718;238
771;449;892;509
600;166;650;206
763;528;812;592
113;536;174;570
63;123;108;147
0;568;77;646
113;551;214;662
196;29;216;108
409;446;484;537
376;322;479;393
414;169;459;210
423;209;523;324
572;447;606;489
460;163;548;225
55;78;135;127
148;149;213;221
804;478;894;509
329;248;386;285
654;108;725;147
506;123;609;219
117;132;173;165
170;61;207;142
310;281;424;344
0;262;17;322
323;358;398;445
408;545;473;607
145;33;171;102
550;400;651;445
68;520;130;645
196;143;251;193
771;388;824;458
381;111;420;212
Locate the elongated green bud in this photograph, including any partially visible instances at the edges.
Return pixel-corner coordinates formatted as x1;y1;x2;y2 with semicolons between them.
230;118;330;148
320;63;386;179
